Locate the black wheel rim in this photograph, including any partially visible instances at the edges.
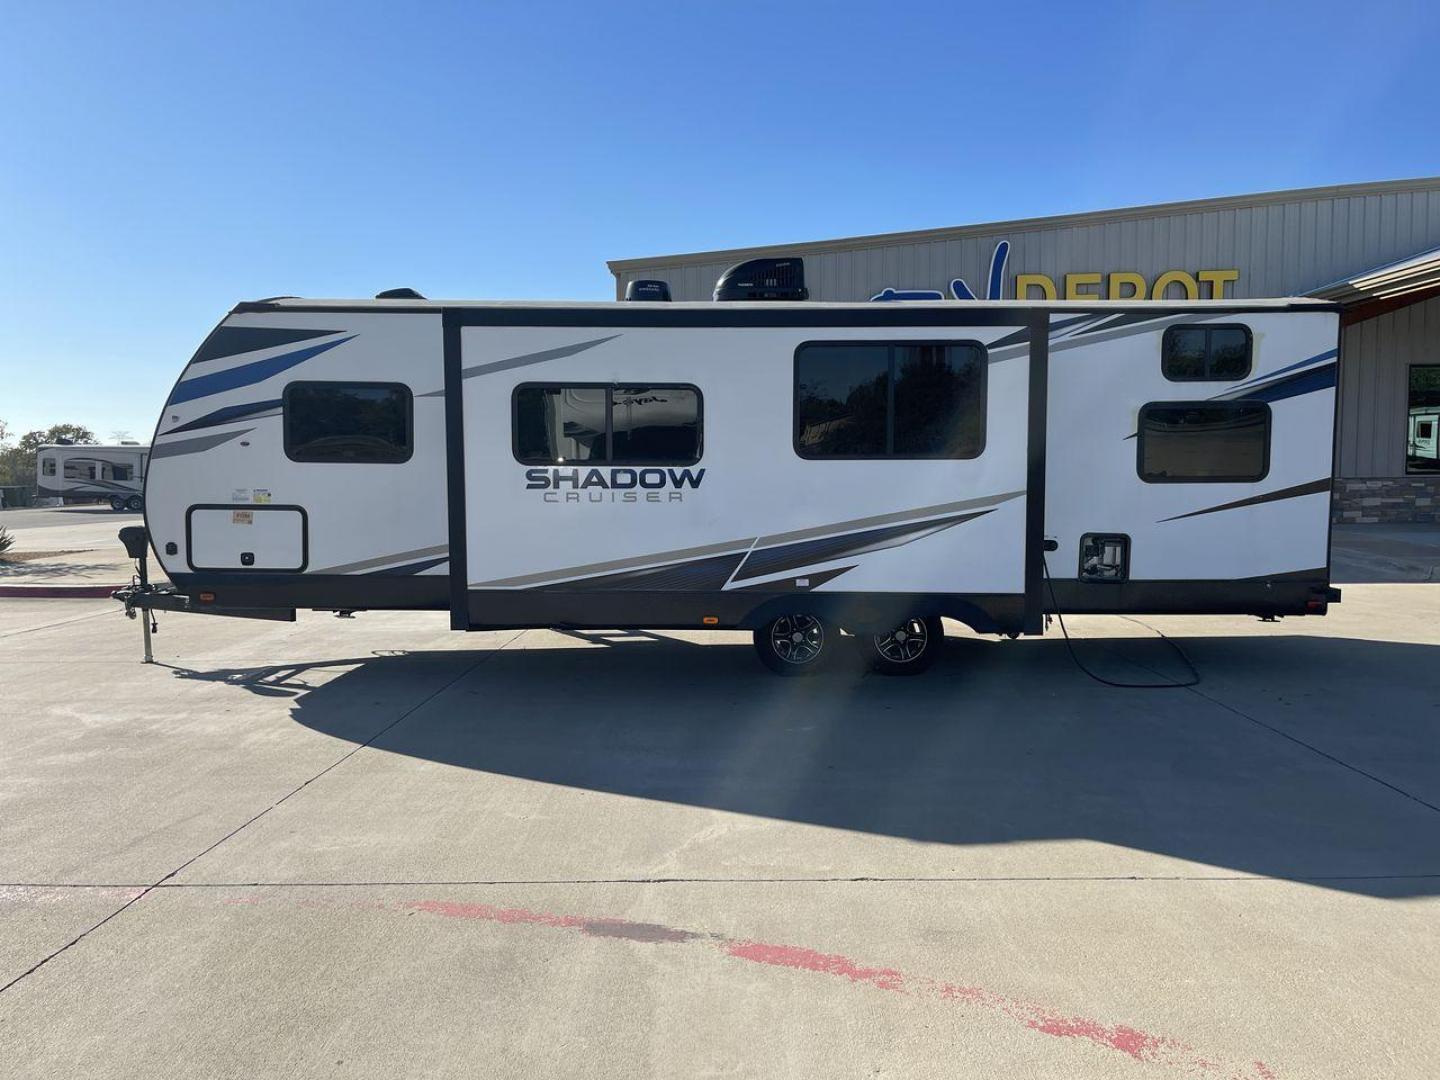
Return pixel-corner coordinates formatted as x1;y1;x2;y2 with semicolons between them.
769;614;824;665
873;618;929;664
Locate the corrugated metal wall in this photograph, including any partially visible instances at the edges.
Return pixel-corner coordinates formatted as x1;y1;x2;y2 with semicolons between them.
613;181;1440;481
1339;293;1440;477
615;182;1440;303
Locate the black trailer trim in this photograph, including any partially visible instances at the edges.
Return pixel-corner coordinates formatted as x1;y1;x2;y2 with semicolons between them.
442;309;469;630
1043;576;1334;616
1023;316;1048;633
234;301;1342;321
167;572;449;610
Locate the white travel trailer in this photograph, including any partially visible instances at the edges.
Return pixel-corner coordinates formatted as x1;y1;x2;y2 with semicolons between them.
37;443;149;510
124;281;1342;674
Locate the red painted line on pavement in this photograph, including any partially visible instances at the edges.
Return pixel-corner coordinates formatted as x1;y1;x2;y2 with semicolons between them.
404;898;1277;1078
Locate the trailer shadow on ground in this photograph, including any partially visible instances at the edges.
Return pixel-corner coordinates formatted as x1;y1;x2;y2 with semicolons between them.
166;631;1440;899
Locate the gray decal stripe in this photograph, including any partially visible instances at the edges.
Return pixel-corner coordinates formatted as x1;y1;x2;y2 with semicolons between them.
1050;314;1192;354
1158;478;1332;523
149;428;253;460
471;490;1024;590
756;490;1023;547
311;543;450;575
365;554;450;576
460;334;621;380
734;511;991;583
472;536;754;589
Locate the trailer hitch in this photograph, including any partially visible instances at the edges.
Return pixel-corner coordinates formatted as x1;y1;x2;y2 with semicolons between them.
113;527;297;664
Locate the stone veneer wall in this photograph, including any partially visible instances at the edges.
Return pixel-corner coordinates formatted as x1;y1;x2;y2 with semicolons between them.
1332;476;1440;523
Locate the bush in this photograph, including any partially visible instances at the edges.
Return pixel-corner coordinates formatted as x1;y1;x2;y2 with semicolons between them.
0;525;12;557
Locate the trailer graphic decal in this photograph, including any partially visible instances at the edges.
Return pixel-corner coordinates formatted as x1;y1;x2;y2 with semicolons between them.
170;335;355;404
460;334;621;381
165;398;283;435
191;326;345;365
310;543;450;575
149;428;254;460
472;492;1022;591
1157;477;1332;523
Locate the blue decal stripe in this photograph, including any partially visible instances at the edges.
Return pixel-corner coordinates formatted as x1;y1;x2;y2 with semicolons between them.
987;240;1009;300
166;398;283;435
1229;348;1338;391
170;336;354;405
1230;362;1337;404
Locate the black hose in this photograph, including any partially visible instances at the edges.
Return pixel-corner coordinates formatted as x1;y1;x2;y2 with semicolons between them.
1041;554;1200;689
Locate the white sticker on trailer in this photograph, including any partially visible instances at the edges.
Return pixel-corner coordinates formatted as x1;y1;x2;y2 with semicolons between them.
232;510;253;525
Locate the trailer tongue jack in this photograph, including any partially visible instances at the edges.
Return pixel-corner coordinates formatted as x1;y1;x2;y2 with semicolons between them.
112;526;296;664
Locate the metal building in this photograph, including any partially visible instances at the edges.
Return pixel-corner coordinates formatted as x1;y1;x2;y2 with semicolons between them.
609;177;1440;522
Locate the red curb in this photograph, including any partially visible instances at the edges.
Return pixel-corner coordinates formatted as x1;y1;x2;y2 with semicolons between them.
0;583;126;599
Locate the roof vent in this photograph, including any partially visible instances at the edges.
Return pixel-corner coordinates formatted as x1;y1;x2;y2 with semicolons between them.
625;279;672;301
375;287;426;300
714;257;808;302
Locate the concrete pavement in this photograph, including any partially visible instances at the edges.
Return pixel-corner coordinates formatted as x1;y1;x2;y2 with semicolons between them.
1;588;1437;1079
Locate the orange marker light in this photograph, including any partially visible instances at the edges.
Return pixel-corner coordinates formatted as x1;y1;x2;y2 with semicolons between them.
702;616;719;625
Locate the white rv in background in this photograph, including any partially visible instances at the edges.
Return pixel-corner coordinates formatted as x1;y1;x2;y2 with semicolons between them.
37;443;149;510
123;264;1342;675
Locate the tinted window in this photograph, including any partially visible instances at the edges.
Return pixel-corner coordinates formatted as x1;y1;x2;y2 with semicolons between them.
284;383;412;463
1162;325;1253;381
1138;402;1270;482
514;384;701;465
112;464;133;481
611;387;700;463
796;342;986;459
1408;365;1440;475
515;387;607;463
894;344;986;456
64;460;95;480
42;457;55;476
796;344;889;456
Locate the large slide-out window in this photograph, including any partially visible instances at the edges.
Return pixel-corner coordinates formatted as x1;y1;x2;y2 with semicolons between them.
795;342;987;459
284;382;413;463
1138;402;1270;483
1408;365;1440;474
513;384;701;465
1162;325;1252;381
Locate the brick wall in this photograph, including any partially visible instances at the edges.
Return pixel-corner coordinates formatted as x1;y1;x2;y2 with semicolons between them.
1332;476;1440;523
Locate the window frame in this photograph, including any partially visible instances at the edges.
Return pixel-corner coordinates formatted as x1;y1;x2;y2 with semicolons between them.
1406;363;1440;476
1136;399;1272;484
1161;324;1254;382
510;382;704;467
282;380;415;465
792;339;989;461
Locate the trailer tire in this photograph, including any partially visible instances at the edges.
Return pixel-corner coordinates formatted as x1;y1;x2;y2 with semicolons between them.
754;613;832;676
125;495;143;512
863;615;944;675
110;495;128;511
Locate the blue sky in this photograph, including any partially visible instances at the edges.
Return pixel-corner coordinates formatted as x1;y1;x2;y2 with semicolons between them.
3;1;1439;439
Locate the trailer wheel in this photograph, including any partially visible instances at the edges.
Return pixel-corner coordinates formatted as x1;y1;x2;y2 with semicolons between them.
110;495;128;511
125;495;143;512
754;613;831;676
864;615;944;675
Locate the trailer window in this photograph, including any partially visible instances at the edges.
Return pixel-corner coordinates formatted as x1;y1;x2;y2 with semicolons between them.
284;382;413;463
795;341;986;458
64;460;96;480
1162;325;1252;381
1138;401;1270;482
513;384;701;465
42;457;56;476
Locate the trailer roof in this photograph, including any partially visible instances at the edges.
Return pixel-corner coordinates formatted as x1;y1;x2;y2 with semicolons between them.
238;297;1338;315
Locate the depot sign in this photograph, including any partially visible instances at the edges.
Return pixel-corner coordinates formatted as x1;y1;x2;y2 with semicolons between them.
870;240;1240;302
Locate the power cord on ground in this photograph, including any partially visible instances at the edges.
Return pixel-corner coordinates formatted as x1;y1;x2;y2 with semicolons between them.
1041;553;1200;689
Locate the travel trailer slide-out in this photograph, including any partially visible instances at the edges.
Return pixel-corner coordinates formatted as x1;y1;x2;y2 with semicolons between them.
38;443;149;510
118;285;1341;675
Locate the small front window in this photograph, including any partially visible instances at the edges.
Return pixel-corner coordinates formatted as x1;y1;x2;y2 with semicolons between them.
41;457;56;476
1162;325;1253;381
284;382;413;463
